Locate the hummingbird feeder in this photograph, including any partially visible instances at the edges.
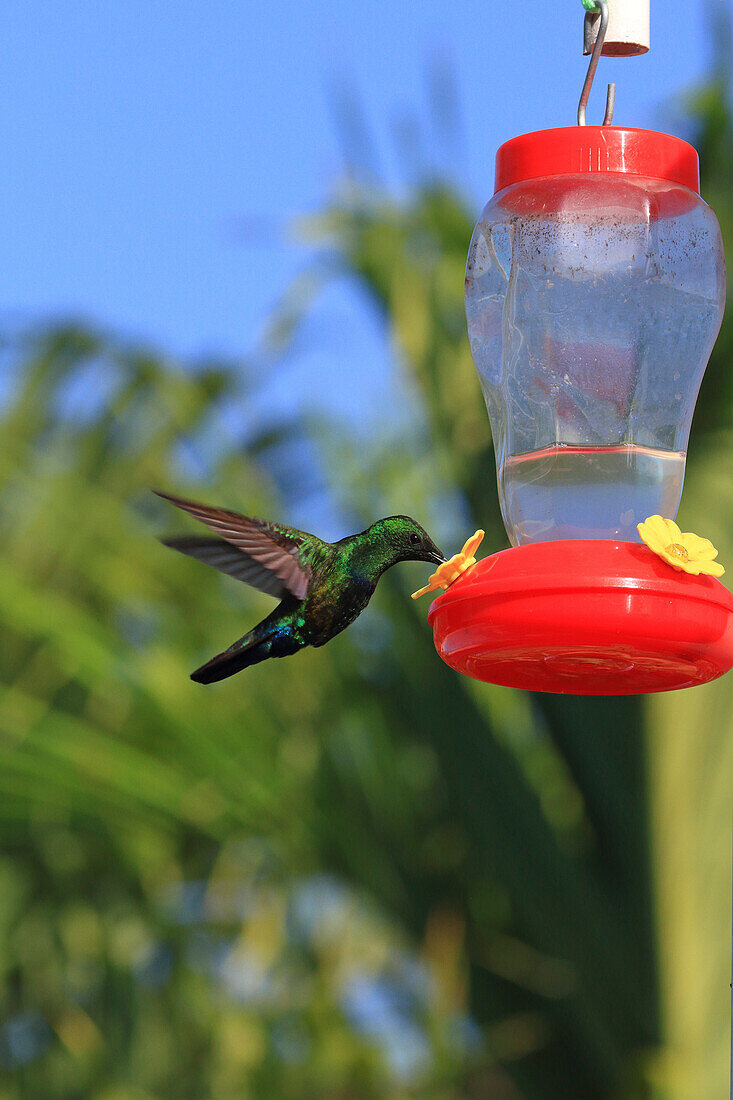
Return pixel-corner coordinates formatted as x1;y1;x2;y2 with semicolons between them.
429;0;733;695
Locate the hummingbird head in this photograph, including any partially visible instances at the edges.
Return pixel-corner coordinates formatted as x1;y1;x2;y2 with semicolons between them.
373;516;447;567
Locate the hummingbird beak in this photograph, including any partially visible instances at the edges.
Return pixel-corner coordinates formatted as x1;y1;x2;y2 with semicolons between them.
430;548;448;566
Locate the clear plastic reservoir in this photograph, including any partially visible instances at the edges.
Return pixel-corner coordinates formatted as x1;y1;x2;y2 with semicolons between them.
465;172;726;545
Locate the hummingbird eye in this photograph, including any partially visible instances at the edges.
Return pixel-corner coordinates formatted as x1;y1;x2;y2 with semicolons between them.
410;532;421;545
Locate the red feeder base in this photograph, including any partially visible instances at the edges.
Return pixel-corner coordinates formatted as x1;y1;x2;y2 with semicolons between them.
428;540;733;695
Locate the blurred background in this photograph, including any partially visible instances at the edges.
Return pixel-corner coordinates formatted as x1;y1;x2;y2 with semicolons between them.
2;1;733;1097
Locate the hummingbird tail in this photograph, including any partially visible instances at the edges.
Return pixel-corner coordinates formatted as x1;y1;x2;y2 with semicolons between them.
190;627;301;684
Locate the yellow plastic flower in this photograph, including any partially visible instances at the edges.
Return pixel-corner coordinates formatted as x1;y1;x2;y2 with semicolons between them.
637;515;725;577
411;530;485;599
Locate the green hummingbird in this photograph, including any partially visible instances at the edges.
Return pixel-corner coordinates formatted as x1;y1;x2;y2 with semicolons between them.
156;490;446;684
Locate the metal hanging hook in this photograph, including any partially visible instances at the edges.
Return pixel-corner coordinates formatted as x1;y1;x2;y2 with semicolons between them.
578;0;616;126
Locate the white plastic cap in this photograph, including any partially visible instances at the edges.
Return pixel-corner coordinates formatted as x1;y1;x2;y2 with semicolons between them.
584;0;650;57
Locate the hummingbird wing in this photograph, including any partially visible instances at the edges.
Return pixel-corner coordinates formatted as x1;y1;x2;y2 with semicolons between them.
155;490;313;600
161;537;290;599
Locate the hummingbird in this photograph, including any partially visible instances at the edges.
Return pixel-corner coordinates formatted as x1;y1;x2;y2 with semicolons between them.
156;490;446;684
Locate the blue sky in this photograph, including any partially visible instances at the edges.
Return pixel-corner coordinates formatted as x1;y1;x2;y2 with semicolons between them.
0;1;720;423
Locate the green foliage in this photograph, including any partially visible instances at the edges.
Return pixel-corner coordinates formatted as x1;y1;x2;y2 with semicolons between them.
303;168;660;1099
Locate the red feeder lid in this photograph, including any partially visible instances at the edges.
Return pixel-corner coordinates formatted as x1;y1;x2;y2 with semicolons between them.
495;127;700;195
428;540;733;696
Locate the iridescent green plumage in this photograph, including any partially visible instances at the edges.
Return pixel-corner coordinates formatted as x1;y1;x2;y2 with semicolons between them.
156;491;445;683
